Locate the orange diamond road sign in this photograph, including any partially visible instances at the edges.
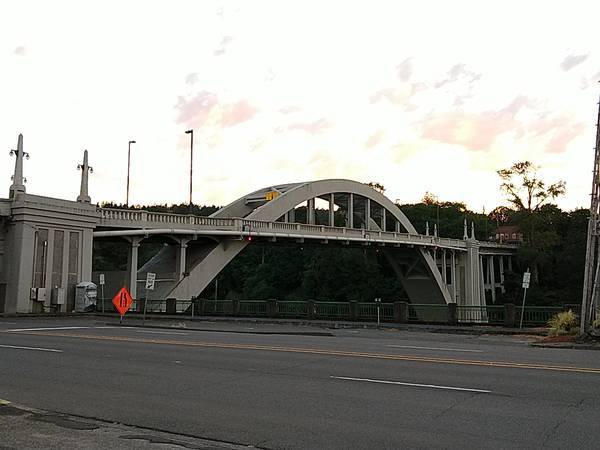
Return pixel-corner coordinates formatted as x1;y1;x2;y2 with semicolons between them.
112;287;133;316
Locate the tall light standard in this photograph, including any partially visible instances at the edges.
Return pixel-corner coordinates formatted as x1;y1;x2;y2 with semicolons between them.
185;129;194;207
126;140;136;206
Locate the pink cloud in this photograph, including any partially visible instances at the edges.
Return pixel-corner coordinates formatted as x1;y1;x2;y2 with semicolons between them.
421;95;584;153
396;58;412;82
365;130;385;148
175;92;258;128
421;96;528;151
220;100;258;127
176;91;218;126
288;118;331;134
279;105;301;114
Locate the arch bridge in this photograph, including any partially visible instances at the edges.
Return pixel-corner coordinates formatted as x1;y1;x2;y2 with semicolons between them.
93;179;516;308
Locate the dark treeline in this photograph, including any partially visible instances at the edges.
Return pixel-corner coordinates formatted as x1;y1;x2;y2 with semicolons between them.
94;197;589;306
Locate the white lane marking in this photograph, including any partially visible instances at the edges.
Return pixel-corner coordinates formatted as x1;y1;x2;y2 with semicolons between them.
388;344;483;353
0;344;63;353
131;330;189;336
331;376;491;394
6;326;92;332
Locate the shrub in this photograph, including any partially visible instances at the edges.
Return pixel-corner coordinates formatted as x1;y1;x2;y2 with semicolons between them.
547;310;578;335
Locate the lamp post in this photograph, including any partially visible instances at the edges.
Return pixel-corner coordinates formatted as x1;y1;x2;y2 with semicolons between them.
126;140;136;206
185;129;194;208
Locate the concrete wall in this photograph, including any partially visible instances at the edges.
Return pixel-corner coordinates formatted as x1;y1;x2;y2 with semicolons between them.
0;193;98;313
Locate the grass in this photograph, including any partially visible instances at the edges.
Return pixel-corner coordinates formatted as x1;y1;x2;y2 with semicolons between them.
547;310;578;336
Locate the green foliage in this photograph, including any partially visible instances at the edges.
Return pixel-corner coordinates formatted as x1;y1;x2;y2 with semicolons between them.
547;310;578;335
400;201;491;240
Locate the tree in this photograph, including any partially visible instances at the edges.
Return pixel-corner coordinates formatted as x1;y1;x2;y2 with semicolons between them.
422;191;438;205
366;182;386;194
496;161;567;292
497;161;566;212
488;206;511;225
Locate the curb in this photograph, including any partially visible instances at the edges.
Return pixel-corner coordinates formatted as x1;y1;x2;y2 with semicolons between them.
114;323;334;337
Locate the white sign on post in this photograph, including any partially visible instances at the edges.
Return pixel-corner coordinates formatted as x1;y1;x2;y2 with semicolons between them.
99;274;105;285
522;271;531;289
145;272;156;291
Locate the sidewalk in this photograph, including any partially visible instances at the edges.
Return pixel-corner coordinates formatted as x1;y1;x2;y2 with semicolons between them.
0;400;255;450
94;311;549;337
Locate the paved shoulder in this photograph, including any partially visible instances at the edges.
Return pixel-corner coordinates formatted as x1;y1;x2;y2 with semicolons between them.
0;400;258;450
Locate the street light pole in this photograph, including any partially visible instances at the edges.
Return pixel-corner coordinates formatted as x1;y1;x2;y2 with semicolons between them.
185;129;194;207
126;140;136;206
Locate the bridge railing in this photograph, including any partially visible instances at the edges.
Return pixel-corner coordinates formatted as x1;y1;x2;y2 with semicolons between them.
98;207;479;250
117;299;561;327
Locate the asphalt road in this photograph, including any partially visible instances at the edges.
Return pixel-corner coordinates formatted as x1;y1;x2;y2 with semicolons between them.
1;317;600;449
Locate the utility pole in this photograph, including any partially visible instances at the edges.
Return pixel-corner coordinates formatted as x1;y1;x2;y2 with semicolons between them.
185;129;194;208
581;96;600;334
126;140;135;206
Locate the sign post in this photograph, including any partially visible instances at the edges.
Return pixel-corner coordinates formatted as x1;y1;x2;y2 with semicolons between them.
99;274;105;313
143;272;156;325
375;298;381;326
112;287;133;325
519;269;531;329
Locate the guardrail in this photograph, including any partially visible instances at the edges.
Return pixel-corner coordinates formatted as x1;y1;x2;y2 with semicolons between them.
115;299;570;327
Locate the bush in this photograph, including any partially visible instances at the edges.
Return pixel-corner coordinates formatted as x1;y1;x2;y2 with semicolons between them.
547;310;578;335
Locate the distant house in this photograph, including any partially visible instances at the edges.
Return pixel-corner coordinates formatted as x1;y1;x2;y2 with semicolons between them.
495;225;523;243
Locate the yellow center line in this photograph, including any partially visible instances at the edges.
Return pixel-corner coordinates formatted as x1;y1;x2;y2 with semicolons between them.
8;330;600;374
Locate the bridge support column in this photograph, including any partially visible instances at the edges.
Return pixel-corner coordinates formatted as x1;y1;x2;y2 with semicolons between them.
508;256;513;272
451;251;457;303
488;255;496;303
479;255;486;306
442;250;447;285
499;256;505;293
381;207;386;231
308;198;315;225
174;238;191;281
395;220;400;233
329;193;335;226
125;236;143;300
287;208;295;223
366;198;371;230
348;193;354;228
464;239;482;307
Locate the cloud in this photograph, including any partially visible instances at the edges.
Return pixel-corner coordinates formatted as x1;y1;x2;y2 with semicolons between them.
560;53;589;71
434;63;481;89
288;118;331;134
13;46;26;56
421;96;529;151
279;105;301;114
396;58;412;82
580;71;600;89
214;36;233;56
365;130;385;148
185;73;198;85
421;95;584;154
370;85;416;106
176;91;219;126
175;92;258;128
544;121;585;153
220;100;258;127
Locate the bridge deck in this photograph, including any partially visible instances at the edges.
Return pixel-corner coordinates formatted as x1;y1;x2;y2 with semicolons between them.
96;208;517;253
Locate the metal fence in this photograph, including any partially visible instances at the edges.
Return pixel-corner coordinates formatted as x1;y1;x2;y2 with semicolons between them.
115;298;570;327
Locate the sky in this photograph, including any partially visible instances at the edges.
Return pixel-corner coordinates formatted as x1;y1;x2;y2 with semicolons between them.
1;0;599;212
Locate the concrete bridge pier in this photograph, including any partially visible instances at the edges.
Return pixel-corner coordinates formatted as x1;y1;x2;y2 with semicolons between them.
125;237;143;300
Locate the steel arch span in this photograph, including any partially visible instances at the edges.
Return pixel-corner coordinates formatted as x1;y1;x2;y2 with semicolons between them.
162;179;451;304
